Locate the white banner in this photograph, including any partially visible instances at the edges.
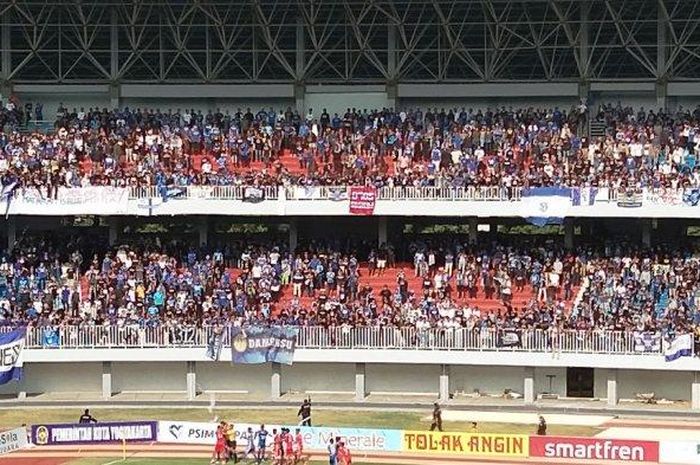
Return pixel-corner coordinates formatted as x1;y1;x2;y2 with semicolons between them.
665;333;693;362
660;441;700;464
156;421;402;451
294;186;323;200
157;420;219;445
0;427;28;455
9;187;129;215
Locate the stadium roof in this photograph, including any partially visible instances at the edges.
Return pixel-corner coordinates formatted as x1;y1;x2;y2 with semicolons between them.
0;0;698;84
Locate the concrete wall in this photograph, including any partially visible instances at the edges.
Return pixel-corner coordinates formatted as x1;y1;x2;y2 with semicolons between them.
399;97;577;112
0;361;697;405
617;369;692;401
196;362;269;394
451;365;523;396
366;364;440;395
112;362;186;393
305;90;389;115
120;98;293;113
15;93;111;116
281;363;355;394
0;363;102;396
13;89;700;116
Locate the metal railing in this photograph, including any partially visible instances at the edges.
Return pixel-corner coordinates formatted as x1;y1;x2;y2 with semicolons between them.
14;326;681;356
284;185;520;201
124;185;694;203
129;185;279;201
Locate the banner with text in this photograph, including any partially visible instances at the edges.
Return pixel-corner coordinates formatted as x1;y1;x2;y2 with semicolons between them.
349;186;377;215
156;421;401;452
0;327;25;384
529;436;658;462
402;431;528;457
31;421;158;446
10;187;129;216
0;427;28;455
230;325;299;365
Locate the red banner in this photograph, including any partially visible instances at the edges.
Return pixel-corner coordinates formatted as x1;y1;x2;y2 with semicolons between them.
529;436;658;462
349;186;377;215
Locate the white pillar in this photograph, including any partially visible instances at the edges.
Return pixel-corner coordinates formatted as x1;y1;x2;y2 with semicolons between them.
607;369;618;406
439;364;450;402
7;216;16;252
102;361;112;400
355;363;367;401
641;219;651;247
289;220;298;253
109;84;120;110
17;362;26;400
378;217;388;246
186;361;197;401
469;217;478;244
198;217;208;247
387;24;397;110
524;367;535;405
692;372;700;410
108;218;118;246
294;84;305;115
271;363;282;399
564;219;574;249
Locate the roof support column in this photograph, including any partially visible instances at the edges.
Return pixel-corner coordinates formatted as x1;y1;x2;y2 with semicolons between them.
656;1;669;111
295;16;306;113
387;23;398;110
1;9;12;102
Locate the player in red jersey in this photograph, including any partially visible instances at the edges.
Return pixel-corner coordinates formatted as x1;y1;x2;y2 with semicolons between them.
211;421;228;464
272;428;282;465
336;441;352;465
293;428;305;465
282;428;294;464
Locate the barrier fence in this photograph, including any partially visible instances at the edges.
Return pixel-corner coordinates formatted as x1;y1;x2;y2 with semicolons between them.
120;185;684;203
11;326;688;356
26;418;682;463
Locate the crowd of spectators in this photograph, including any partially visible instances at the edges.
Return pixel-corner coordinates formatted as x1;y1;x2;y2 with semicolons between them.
0;233;698;344
2;98;700;195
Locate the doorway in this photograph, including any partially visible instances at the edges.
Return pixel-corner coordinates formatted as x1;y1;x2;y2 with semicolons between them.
566;367;594;397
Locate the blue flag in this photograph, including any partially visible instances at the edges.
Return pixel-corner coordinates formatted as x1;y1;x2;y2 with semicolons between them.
42;327;60;347
665;333;693;362
0;327;26;384
571;187;598;206
520;187;571;226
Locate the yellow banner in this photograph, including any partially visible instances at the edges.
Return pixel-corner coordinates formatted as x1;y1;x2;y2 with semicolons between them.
402;431;529;457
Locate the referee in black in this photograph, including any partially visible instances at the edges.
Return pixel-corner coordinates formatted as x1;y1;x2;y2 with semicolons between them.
298;398;312;426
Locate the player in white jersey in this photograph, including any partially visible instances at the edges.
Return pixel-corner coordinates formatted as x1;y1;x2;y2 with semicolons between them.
242;426;257;460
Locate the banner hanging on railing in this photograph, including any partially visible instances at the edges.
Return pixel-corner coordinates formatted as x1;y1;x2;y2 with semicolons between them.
683;188;700;207
0;327;25;385
616;189;644;208
520;187;571;226
496;330;521;348
10;187;129;215
231;325;299;365
349;186;377;215
633;331;661;353
242;187;265;203
665;333;693;362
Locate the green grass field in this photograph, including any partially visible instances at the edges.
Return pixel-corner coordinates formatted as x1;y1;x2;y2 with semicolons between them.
0;407;599;437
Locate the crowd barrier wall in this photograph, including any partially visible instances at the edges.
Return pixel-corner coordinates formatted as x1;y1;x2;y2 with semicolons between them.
25;419;691;463
23;418;700;463
7;185;700;218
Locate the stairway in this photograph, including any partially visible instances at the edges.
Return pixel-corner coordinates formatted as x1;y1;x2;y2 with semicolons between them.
589;121;607;139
